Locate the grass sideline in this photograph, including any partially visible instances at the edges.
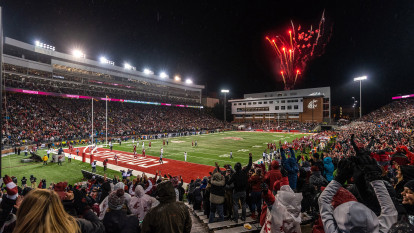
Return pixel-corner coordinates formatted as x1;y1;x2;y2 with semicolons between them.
1;152;132;185
1;131;310;185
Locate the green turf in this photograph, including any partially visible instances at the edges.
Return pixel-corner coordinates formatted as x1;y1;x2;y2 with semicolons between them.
1;152;131;185
105;131;310;166
1;131;309;185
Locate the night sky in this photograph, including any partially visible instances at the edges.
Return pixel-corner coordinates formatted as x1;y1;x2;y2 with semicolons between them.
1;0;414;113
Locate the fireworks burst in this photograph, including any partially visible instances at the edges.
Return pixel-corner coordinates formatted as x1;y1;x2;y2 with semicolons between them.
266;11;331;90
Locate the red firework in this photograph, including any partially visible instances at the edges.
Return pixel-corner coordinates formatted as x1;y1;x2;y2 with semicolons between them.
266;11;331;90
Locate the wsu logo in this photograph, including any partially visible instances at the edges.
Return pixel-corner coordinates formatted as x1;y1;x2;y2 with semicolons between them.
308;100;318;109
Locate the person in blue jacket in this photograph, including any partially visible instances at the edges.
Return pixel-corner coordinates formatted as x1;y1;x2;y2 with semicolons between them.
323;156;335;182
281;147;299;190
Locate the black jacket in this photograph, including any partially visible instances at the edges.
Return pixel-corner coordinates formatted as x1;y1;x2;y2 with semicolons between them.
227;156;253;192
103;209;140;233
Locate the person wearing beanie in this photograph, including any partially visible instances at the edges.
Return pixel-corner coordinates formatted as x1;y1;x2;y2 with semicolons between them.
141;181;192;233
264;160;282;192
99;182;131;220
318;159;398;233
309;165;328;192
312;153;324;173
103;189;140;233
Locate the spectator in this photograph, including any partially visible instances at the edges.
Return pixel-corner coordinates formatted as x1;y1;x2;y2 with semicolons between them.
12;189;104;233
209;172;225;223
141;181;192;233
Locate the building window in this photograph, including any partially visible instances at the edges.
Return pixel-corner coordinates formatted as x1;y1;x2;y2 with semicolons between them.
290;92;297;96
281;100;285;103
281;106;285;110
258;102;262;104
233;103;237;106
275;106;279;110
264;101;267;104
238;103;241;105
253;102;256;105
287;105;292;110
248;102;251;105
243;103;246;105
269;101;273;104
265;95;267;97
294;105;299;109
278;94;283;96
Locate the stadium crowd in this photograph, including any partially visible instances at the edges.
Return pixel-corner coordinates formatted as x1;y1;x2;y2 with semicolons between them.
0;98;413;232
2;93;225;146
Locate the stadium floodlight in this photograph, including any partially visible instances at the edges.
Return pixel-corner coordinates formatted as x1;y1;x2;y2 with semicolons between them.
100;56;114;65
124;63;136;70
221;89;230;122
354;76;367;81
353;75;367;118
159;72;168;79
35;40;55;51
185;78;193;84
72;49;85;58
174;75;181;81
143;68;153;75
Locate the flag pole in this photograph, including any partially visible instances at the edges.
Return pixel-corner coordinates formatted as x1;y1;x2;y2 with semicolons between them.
106;96;108;146
91;98;94;146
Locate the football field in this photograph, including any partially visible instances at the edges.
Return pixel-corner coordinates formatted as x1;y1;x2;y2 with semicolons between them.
1;131;310;185
104;131;311;167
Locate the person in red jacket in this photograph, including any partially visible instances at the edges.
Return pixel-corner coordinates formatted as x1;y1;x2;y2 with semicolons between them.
248;168;264;220
264;160;282;191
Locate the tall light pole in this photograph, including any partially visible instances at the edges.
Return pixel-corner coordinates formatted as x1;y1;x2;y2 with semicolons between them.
354;76;367;118
352;97;358;120
221;89;229;122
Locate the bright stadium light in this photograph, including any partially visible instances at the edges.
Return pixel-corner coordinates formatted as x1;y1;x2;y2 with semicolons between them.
354;75;367;118
354;76;367;81
159;72;168;79
174;75;181;81
221;89;230;122
35;40;55;51
221;89;229;93
100;56;114;65
143;68;153;75
72;49;85;58
185;78;193;84
124;63;136;70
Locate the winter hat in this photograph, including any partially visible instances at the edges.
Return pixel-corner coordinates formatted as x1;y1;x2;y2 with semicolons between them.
400;165;414;181
54;182;68;200
3;175;18;200
108;189;125;210
271;160;280;169
333;201;379;232
404;180;414;192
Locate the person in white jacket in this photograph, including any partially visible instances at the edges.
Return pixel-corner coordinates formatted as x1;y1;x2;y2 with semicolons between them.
128;185;158;221
318;159;398;233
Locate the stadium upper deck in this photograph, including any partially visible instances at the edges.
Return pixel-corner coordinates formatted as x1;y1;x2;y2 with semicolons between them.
2;37;204;105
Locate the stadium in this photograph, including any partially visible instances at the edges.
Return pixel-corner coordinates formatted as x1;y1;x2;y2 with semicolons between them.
1;2;414;233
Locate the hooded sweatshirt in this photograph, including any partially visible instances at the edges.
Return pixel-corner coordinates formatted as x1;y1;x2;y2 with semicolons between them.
141;181;192;233
210;173;225;204
128;185;157;221
323;157;335;182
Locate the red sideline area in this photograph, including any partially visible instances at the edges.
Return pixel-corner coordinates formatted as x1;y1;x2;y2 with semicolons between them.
64;147;215;183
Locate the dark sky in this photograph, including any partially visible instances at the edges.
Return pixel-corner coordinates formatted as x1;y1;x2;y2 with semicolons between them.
1;0;414;113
